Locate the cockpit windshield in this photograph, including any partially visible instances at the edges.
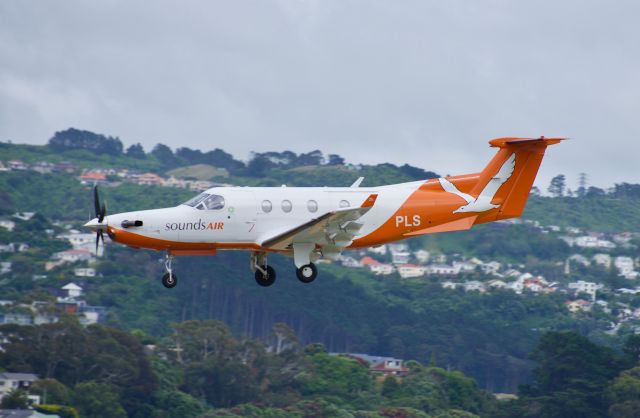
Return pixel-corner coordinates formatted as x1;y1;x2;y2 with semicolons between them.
182;193;225;211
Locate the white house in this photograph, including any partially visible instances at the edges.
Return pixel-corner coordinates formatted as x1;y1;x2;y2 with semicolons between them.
615;256;637;278
0;217;16;231
487;279;508;289
340;256;362;268
62;282;83;298
568;281;602;301
397;264;426;279
464;281;486;292
453;260;477;273
441;280;458;289
0;262;11;275
391;251;411;265
370;263;395;276
368;245;387;255
413;249;430;264
53;249;95;263
426;264;459;276
57;232;96;249
74;267;96;278
0;372;39;403
481;261;502;275
568;254;590;266
592;253;612;269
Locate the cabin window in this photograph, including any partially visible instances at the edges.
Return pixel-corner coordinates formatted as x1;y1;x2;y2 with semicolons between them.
261;200;272;213
339;199;350;208
281;200;292;213
307;200;318;213
203;194;225;210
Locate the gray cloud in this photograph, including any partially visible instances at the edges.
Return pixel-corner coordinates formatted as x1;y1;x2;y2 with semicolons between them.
1;0;639;190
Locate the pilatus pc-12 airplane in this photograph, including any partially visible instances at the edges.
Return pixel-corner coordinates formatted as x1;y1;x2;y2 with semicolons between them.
85;137;565;288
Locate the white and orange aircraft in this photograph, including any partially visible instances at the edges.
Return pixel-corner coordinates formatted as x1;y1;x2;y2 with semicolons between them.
84;137;564;288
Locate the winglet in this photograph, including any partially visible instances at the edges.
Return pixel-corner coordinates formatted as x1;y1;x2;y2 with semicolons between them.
361;194;378;208
350;177;365;188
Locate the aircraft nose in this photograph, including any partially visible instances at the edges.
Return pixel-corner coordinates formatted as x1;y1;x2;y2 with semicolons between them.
84;217;107;231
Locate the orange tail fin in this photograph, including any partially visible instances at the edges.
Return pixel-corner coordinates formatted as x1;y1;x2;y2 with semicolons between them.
474;137;567;222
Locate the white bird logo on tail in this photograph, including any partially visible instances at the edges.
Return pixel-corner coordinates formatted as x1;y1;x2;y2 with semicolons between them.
438;153;516;214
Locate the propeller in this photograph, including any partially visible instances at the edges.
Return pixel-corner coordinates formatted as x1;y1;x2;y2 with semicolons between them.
93;186;107;254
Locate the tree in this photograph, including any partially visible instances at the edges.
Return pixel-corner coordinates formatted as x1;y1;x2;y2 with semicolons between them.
548;175;566;197
72;381;127;418
577;173;588;198
327;154;345;166
0;389;29;409
151;143;180;167
48;128;123;156
606;367;640;418
125;143;146;159
30;378;71;405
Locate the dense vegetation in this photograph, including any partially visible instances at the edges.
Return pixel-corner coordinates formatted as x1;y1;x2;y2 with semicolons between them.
2;130;640;416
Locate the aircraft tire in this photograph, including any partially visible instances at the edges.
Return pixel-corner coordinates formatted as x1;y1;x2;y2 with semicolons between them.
255;265;276;287
162;272;178;288
296;263;318;283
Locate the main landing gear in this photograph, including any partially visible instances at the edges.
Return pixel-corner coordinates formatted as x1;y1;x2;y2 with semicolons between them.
250;252;318;287
162;254;178;288
296;263;318;283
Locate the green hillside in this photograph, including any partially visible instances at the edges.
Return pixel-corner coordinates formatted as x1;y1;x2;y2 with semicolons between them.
2;131;640;417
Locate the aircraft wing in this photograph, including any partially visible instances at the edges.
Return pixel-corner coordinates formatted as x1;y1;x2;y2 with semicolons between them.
261;194;378;256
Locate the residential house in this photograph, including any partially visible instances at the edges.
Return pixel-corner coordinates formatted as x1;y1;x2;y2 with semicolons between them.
0;244;15;253
13;212;35;221
487;279;508;289
134;173;165;186
0;372;39;404
565;299;592;313
481;261;502;275
0;262;11;275
390;250;411;265
57;232;95;249
7;160;28;170
62;283;83;298
441;281;458;289
52;249;94;264
453;260;477;273
345;354;409;377
397;264;425;279
464;281;486;292
573;236;616;249
32;161;55;174
368;245;387;256
614;256;638;278
426;264;459;276
568;281;602;301
54;161;79;172
592;253;612;269
568;254;590;266
413;249;430;263
360;257;394;275
74;267;96;277
340;256;362;268
78;171;108;185
0;218;15;231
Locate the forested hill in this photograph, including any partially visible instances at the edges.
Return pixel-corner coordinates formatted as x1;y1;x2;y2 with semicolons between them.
3;129;640;417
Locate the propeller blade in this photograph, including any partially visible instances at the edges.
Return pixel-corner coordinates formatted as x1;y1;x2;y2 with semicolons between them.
93;186;101;219
95;231;100;254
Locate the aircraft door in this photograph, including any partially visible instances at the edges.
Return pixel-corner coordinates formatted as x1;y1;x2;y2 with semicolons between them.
224;190;258;242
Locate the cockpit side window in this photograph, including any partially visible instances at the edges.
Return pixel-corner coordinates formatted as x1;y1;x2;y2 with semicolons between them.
183;193;209;208
203;194;225;210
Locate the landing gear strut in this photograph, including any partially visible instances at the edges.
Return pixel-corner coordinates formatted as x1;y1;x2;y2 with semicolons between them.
296;263;318;283
251;252;276;287
162;253;178;288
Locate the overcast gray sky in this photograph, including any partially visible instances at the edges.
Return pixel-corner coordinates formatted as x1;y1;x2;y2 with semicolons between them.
1;0;639;190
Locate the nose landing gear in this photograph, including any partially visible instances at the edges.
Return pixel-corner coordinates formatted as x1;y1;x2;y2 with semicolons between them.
251;252;276;287
162;253;178;288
